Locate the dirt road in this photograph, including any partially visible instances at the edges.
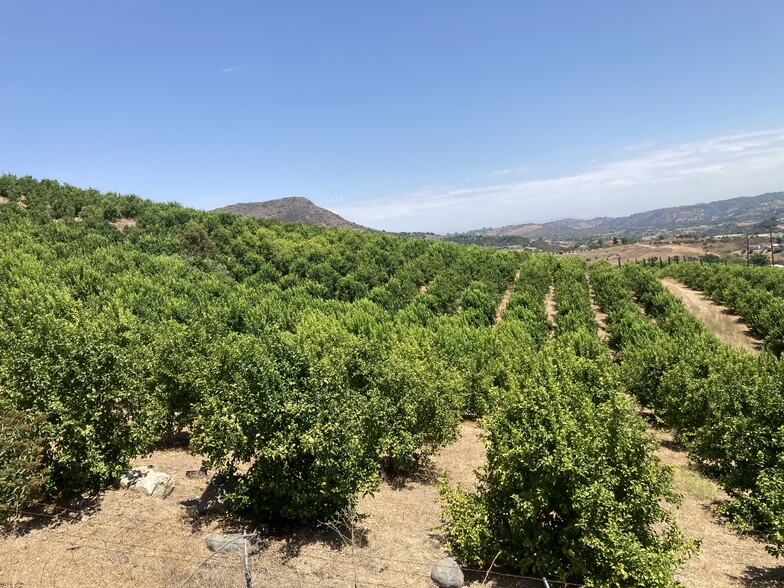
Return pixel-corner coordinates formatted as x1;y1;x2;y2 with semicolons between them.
660;277;762;354
494;269;521;326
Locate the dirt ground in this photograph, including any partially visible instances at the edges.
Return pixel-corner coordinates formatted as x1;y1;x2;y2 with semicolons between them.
660;277;762;354
544;284;557;330
585;284;782;587
652;280;783;584
654;427;784;588
111;218;138;231
573;238;745;264
1;423;540;588
651;280;783;585
2;413;781;588
586;276;609;344
495;269;521;326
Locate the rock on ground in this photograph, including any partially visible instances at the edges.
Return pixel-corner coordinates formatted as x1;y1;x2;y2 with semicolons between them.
430;557;464;588
205;533;258;554
119;466;174;499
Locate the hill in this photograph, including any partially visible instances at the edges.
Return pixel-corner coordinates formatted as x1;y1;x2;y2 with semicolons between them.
214;196;368;230
463;191;784;239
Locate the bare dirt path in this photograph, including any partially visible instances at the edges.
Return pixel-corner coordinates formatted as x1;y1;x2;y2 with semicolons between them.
494;269;521;326
544;283;556;332
660;277;762;355
586;276;609;343
654;428;784;588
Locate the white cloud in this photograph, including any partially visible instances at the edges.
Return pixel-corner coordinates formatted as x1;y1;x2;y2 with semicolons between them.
489;165;529;177
335;128;784;233
221;65;249;73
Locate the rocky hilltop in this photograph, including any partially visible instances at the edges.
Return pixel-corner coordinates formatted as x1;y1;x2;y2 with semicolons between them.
215;197;368;231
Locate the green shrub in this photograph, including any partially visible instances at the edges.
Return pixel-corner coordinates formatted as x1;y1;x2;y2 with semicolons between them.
372;324;462;469
0;310;162;494
192;325;380;521
0;408;50;519
440;347;693;587
594;260;784;555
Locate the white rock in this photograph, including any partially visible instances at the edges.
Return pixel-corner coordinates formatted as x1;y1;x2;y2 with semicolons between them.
431;557;464;588
120;466;174;499
205;533;259;553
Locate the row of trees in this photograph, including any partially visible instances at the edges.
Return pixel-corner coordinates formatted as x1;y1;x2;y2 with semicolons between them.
9;174;777;584
590;262;784;556
663;262;784;355
439;258;693;588
0;175;525;520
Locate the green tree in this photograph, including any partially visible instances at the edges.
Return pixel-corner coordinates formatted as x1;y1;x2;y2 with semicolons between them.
440;346;693;587
180;225;212;257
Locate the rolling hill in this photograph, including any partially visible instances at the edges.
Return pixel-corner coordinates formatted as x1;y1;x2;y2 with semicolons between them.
214;197;368;231
462;191;784;239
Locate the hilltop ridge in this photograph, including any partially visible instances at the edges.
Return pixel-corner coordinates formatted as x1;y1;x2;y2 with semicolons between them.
214;197;368;231
461;191;784;239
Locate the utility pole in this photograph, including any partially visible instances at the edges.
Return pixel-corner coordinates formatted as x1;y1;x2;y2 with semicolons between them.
746;234;750;266
771;230;776;266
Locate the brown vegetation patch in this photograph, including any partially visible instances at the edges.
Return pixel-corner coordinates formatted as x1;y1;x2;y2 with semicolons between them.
573;239;745;265
0;196;8;205
660;278;762;354
111;218;138;230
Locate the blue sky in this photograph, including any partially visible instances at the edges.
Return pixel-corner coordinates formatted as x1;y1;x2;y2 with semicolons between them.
2;1;784;233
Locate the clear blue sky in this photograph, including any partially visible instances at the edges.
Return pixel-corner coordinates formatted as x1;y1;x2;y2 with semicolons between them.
2;1;784;232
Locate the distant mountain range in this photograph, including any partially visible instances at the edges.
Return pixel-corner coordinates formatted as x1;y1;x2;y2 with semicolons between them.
214;197;368;231
215;190;784;239
462;191;784;239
